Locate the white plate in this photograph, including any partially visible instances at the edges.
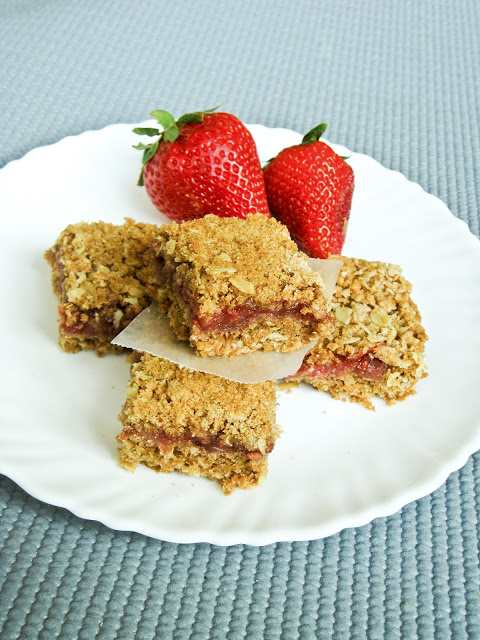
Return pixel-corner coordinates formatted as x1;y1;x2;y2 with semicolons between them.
1;123;480;547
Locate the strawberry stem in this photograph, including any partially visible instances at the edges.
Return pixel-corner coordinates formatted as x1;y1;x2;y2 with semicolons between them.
133;105;222;185
301;122;328;145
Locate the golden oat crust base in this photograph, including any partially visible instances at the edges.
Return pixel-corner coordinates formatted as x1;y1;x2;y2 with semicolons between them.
45;218;164;354
117;353;280;494
151;214;329;356
294;256;428;409
118;439;269;495
59;335;127;356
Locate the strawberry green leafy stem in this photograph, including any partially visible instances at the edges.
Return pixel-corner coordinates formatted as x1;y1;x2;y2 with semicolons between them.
302;122;350;161
264;122;330;165
301;122;328;145
133;106;221;186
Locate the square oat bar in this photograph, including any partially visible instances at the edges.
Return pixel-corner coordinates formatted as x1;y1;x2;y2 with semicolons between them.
290;256;428;409
45;218;162;354
117;353;280;494
150;214;331;357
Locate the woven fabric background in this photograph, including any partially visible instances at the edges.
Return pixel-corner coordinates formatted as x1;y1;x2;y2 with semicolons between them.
1;1;479;638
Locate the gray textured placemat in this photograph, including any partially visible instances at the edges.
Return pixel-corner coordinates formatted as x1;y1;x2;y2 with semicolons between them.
1;1;479;638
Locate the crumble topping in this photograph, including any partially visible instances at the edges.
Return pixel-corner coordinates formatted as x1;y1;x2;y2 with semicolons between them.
322;256;427;366
45;218;161;309
121;353;279;452
152;214;327;319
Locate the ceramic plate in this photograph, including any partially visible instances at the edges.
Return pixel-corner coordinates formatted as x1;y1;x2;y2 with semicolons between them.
1;123;480;546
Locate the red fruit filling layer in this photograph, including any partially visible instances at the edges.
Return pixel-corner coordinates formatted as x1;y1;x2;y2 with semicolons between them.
294;352;388;380
193;302;328;332
118;427;272;461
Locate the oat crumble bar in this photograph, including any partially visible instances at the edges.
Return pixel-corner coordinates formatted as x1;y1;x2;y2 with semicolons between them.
150;214;331;357
117;353;280;494
290;256;428;409
45;219;164;354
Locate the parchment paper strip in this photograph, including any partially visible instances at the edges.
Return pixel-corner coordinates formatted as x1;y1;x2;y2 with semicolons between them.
112;303;317;383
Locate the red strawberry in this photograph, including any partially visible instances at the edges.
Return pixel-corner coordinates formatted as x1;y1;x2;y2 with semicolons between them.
263;123;354;258
134;108;270;222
